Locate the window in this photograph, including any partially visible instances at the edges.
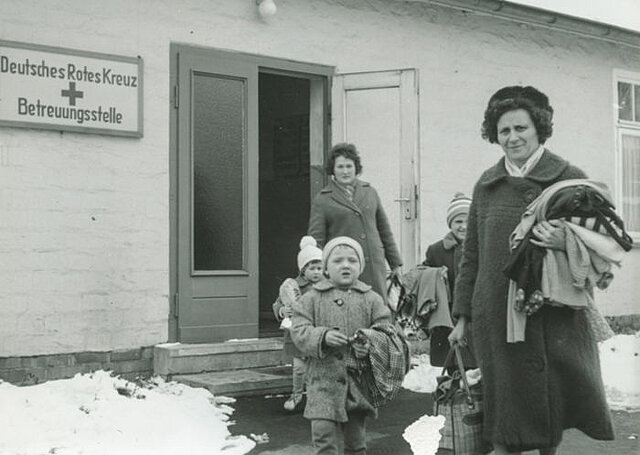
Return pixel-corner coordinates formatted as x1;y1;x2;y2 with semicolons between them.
614;70;640;237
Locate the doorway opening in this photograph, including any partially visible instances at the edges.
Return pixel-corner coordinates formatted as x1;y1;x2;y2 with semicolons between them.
258;72;312;337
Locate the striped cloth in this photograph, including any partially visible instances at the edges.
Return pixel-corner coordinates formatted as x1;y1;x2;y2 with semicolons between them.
347;322;410;408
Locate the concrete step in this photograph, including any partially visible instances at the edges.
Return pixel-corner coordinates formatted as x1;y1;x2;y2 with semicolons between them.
174;365;293;397
153;338;287;376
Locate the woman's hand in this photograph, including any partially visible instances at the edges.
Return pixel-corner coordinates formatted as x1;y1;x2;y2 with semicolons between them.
530;220;566;250
448;317;468;347
324;329;349;347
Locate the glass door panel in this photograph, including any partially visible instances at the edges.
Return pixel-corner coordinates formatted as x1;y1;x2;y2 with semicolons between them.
193;74;245;272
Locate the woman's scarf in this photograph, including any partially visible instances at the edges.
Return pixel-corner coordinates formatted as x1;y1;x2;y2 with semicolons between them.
504;145;545;177
331;175;356;201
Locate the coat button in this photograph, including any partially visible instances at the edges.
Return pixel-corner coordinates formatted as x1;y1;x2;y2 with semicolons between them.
336;377;346;384
335;298;344;307
355;212;361;216
527;356;545;372
335;352;344;360
523;189;537;203
360;233;366;239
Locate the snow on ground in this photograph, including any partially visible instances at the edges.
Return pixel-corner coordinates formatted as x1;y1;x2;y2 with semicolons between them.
0;371;255;455
401;353;441;393
401;333;640;455
403;414;445;455
599;333;640;411
0;334;637;455
402;333;640;412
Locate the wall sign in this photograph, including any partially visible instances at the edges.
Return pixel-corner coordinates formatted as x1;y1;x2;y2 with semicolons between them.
0;40;143;137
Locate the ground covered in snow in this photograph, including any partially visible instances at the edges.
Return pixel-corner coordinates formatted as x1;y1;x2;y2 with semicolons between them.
0;334;637;455
0;371;254;455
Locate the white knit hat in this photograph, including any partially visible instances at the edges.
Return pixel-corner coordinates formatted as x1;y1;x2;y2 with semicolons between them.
322;236;365;273
297;236;323;271
446;192;472;227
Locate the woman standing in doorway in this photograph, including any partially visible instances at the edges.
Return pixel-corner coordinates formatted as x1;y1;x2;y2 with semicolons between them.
308;143;403;299
448;86;614;454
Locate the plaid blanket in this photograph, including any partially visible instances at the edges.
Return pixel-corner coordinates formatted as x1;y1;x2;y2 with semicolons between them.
348;322;410;408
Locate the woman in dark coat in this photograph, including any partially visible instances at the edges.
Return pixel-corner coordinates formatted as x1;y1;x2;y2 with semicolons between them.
308;143;403;299
449;86;614;455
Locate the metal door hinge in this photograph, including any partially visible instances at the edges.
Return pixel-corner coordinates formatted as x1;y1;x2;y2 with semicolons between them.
173;85;179;109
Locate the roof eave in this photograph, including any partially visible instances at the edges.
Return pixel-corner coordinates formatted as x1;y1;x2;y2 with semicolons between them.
407;0;640;48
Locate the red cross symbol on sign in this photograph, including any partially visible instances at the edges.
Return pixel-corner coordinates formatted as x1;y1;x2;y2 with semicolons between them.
61;82;84;106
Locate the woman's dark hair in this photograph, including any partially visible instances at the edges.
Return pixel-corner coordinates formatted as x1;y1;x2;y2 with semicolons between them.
481;86;554;144
326;143;363;175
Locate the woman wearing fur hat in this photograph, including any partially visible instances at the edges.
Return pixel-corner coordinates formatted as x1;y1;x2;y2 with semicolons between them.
273;235;324;411
448;86;614;454
308;143;403;302
422;192;477;368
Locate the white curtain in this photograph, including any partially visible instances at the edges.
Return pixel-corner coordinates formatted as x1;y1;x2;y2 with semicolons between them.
622;133;640;232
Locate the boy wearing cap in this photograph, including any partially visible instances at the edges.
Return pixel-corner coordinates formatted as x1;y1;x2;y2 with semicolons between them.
273;236;324;411
290;236;397;455
423;192;476;368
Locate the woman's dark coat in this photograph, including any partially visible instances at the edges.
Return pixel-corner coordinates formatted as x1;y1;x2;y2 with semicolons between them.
453;150;614;451
308;178;403;299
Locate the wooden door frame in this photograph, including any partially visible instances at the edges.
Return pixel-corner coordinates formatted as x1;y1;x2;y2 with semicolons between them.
332;69;421;268
168;43;334;342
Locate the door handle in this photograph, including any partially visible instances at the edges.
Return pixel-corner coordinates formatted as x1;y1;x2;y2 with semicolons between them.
394;196;413;220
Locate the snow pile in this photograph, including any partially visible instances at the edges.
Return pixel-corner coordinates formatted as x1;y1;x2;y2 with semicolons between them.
403;414;445;455
402;354;442;393
599;333;640;411
0;370;255;455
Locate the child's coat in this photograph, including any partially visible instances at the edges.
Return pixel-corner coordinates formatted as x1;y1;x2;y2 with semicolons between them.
290;279;393;423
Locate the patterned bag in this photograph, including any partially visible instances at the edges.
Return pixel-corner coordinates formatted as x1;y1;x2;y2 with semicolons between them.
433;345;491;454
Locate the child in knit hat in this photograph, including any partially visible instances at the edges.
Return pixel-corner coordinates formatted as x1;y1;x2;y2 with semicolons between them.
273;235;323;411
422;192;476;368
291;236;405;454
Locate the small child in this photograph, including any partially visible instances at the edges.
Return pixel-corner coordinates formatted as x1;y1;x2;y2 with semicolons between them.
290;236;407;455
273;235;323;411
422;192;476;369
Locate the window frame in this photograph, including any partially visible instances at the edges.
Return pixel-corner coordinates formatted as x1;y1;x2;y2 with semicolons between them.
614;69;640;241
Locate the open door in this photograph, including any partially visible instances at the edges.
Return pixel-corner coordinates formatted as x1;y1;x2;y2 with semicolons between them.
170;45;332;343
174;48;259;342
332;69;420;267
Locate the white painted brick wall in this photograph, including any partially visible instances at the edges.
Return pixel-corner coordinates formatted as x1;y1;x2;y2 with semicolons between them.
1;0;638;356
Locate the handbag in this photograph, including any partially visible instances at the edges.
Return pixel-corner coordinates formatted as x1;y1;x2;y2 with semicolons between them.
433;344;491;454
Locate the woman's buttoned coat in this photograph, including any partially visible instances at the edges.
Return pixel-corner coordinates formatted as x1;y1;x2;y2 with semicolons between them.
453;150;614;451
308;179;403;299
290;280;392;422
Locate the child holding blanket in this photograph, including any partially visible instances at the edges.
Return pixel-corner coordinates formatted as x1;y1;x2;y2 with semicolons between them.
291;236;409;455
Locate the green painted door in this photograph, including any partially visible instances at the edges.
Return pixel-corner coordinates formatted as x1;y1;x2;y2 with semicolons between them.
175;48;259;342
